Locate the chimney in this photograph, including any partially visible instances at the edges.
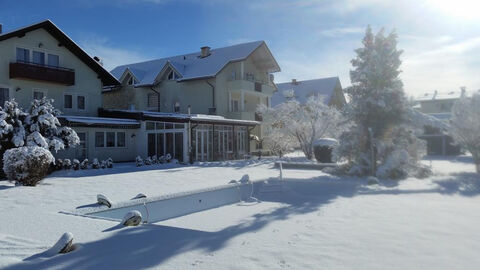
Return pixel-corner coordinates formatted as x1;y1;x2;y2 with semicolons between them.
292;79;298;85
0;24;3;35
200;46;211;58
93;56;103;66
460;86;466;97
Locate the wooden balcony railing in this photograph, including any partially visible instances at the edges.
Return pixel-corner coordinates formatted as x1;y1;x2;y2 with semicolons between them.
9;61;75;85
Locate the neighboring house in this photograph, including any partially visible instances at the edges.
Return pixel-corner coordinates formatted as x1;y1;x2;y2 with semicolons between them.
0;20;142;162
414;89;465;155
103;41;281;162
273;77;346;109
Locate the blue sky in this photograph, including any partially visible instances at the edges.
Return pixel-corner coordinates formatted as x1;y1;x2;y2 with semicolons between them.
1;0;479;96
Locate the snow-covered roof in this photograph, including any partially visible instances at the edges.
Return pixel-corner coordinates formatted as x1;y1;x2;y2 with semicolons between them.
60;116;140;127
314;138;338;147
273;77;341;106
110;41;280;86
100;109;259;126
415;90;464;102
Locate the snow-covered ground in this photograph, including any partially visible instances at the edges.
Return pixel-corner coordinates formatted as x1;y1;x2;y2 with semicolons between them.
1;155;479;269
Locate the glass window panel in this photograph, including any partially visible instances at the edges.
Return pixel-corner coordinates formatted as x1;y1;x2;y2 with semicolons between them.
0;88;9;108
166;133;174;157
117;132;125;147
174;124;184;129
95;132;104;147
77;95;85;110
64;94;72;109
106;132;115;147
165;123;173;129
156;122;164;130
147;133;156;157
33;51;45;65
33;91;44;100
146;122;155;130
157;133;164;157
175;132;183;162
16;48;29;62
48;54;59;67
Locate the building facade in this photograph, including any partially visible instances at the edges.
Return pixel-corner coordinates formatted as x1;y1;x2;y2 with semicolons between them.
103;41;281;162
414;89;464;155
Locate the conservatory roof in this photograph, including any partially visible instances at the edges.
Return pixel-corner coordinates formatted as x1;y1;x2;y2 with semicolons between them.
98;109;259;126
60;116;141;129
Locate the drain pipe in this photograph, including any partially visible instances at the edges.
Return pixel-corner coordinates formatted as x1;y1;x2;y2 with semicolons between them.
206;80;215;109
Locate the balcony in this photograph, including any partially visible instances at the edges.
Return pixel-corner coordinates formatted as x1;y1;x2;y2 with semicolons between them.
9;61;75;85
227;75;276;95
226;111;263;122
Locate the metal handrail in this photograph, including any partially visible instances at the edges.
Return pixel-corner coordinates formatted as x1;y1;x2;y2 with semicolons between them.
13;60;75;72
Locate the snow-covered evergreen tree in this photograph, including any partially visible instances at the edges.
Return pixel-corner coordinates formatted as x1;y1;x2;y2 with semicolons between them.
258;95;343;160
449;93;480;173
336;26;427;179
0;98;80;176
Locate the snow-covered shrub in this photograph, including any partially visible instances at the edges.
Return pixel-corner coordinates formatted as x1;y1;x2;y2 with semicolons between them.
314;138;338;163
0;99;79;177
63;159;72;170
92;158;100;169
151;155;158;164
80;159;89;170
100;160;107;169
257;95;343;160
135;156;143;167
449;93;480;173
54;159;63;171
3;146;54;186
335;26;427;179
72;159;80;170
165;153;172;162
158;155;165;164
144;156;152;165
106;158;113;168
170;158;179;164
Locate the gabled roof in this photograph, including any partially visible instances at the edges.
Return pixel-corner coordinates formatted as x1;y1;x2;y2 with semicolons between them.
110;41;280;86
273;77;342;106
0;20;120;86
415;90;465;102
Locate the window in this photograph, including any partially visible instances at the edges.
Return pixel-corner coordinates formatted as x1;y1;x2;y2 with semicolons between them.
33;89;46;100
167;70;179;80
77;95;86;110
95;132;105;147
16;48;29;62
231;99;239;112
48;54;59;67
147;93;158;108
96;131;126;148
64;94;73;109
117;132;126;147
0;88;9;107
128;76;137;85
106;132;115;147
146;122;155;130
33;51;45;65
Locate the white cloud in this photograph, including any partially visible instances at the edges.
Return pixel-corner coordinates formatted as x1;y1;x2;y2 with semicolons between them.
78;36;152;71
319;27;365;37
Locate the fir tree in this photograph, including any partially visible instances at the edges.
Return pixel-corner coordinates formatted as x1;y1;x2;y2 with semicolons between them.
336;26;427;179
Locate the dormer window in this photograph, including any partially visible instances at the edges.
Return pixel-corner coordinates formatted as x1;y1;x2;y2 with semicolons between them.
167;70;180;80
127;76;137;85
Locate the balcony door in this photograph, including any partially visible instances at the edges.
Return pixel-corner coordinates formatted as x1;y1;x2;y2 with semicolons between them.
75;132;87;160
236;130;246;156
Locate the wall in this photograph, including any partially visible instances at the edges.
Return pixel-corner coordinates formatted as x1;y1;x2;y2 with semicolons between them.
55;126;138;162
0;28;103;116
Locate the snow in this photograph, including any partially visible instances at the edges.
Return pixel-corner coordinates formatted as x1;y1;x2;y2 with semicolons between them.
61;116;140;126
109;41;278;86
273;77;341;107
0;155;480;269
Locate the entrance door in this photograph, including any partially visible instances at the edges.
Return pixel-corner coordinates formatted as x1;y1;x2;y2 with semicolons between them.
196;130;209;161
76;132;87;160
